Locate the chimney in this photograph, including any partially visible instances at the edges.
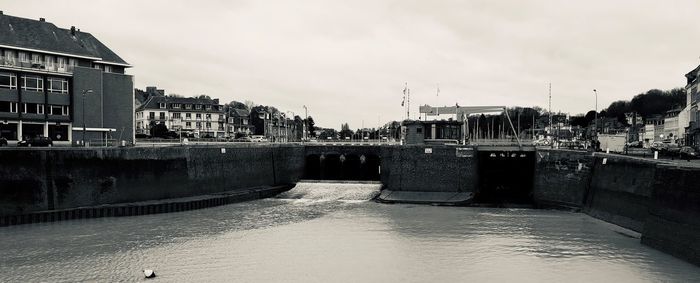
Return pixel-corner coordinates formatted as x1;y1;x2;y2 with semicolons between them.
0;11;4;15
70;26;76;35
39;18;45;22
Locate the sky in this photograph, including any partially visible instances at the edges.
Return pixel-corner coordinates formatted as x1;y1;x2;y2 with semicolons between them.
3;0;700;129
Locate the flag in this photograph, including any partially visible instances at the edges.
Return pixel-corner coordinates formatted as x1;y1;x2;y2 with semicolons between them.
437;84;440;97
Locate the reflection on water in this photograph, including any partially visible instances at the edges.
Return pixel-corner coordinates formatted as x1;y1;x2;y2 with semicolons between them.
1;182;699;282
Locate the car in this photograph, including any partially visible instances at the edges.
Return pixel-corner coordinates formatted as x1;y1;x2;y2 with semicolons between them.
250;135;267;142
17;136;53;147
625;141;643;148
680;146;699;159
0;137;7;147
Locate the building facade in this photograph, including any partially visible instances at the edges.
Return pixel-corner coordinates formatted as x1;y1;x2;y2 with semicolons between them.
226;108;253;137
685;65;700;147
135;96;225;138
0;12;134;144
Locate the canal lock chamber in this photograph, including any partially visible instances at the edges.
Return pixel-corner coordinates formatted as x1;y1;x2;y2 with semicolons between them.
303;153;381;181
474;150;536;205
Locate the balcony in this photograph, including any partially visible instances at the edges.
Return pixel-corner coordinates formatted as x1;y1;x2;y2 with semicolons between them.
0;57;74;75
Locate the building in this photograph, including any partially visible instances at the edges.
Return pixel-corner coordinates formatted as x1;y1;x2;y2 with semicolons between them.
684;65;700;147
402;120;463;145
135;96;225;138
0;12;134;144
663;108;683;144
643;115;664;145
226;108;253;137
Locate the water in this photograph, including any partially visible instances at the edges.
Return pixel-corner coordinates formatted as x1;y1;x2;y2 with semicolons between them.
1;182;699;282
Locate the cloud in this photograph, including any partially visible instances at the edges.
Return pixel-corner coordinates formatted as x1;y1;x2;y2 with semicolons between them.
4;0;700;128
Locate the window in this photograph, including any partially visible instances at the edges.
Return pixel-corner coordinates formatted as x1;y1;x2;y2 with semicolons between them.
4;50;15;65
186;122;191;127
0;72;17;89
21;75;43;92
49;105;66;115
159;103;166;109
206;122;212;128
172;103;181;109
196;122;202;128
228;117;235;123
159;112;165;119
185;113;191;119
206;113;211;119
57;57;66;70
196;113;202;119
185;104;192;109
18;52;29;63
45;55;54;70
10;102;18;113
172;113;181;119
149;112;155;119
195;104;202;110
50;105;60;115
48;78;69;93
206;105;212;110
31;54;42;65
22;103;45;114
69;58;77;67
104;65;112;73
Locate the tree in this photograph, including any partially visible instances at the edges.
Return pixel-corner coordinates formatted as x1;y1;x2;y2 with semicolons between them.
339;123;353;139
150;122;169;138
194;94;211;100
307;116;316;137
224;100;248;111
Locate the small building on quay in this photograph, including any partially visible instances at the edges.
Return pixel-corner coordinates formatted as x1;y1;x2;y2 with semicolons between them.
0;12;134;144
402;119;463;145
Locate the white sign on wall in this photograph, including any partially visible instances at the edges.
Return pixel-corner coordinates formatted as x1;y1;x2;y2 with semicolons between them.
424;148;433;154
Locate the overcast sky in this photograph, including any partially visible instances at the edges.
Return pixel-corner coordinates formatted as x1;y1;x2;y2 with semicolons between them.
4;0;700;128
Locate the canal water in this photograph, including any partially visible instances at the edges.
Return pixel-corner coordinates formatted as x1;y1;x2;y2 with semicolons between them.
1;182;700;282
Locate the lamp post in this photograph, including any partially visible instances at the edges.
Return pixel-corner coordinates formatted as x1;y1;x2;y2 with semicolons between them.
81;89;93;146
303;105;308;142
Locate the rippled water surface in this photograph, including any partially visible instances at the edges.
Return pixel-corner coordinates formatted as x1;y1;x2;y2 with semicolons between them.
1;182;699;282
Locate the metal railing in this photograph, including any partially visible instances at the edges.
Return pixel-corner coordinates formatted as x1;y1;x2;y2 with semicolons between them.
0;57;74;74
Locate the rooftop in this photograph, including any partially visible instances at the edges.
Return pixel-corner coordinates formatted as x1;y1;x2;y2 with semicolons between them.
0;12;129;66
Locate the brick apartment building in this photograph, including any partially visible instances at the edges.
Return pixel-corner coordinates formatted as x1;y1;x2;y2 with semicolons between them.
0;12;134;144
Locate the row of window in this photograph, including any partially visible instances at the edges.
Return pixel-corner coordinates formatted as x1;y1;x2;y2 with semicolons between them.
139;112;217;120
158;102;220;111
0;72;69;93
1;50;78;71
0;102;69;115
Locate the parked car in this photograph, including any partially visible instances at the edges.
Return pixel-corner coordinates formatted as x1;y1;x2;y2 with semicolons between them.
250;135;267;142
17;136;53;147
680;146;699;159
0;137;7;146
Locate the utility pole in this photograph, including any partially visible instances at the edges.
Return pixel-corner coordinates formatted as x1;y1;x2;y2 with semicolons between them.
303;105;308;142
81;89;93;146
593;89;598;139
549;83;553;148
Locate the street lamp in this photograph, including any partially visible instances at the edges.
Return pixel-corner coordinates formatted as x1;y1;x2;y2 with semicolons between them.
81;89;93;146
303;105;308;142
593;89;598;137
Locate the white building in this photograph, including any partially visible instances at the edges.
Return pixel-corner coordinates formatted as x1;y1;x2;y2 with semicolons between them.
135;96;226;138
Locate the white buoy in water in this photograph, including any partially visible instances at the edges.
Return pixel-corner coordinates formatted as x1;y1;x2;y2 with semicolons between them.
144;269;156;278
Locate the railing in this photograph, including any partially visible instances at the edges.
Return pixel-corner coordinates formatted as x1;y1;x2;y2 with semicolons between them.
0;57;74;74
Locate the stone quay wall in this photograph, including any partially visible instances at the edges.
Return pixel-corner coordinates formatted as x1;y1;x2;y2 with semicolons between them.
0;145;304;216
